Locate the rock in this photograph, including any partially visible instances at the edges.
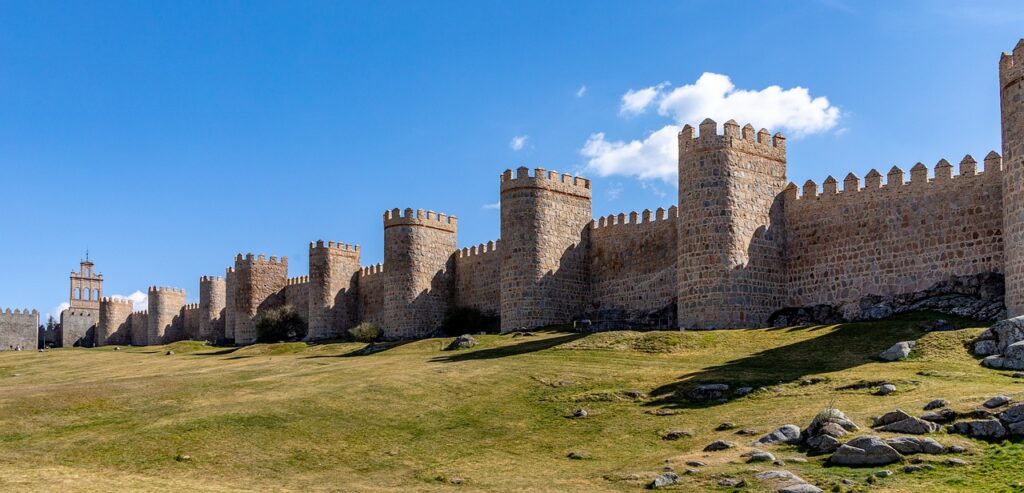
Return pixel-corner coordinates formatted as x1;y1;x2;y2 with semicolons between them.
715;422;737;431
947;458;968;466
877;417;940;434
829;436;902;466
687;384;729;401
165;350;174;355
920;319;957;332
1014;372;1024;378
570;408;588;419
445;334;478;350
113;346;121;351
747;451;776;463
734;387;754;397
903;464;932;473
786;457;808;463
884;436;945;455
649;472;679;489
717;478;745;487
567;451;590;460
623;390;644;399
982;355;1011;369
874;470;893;478
948;445;966;453
779;485;823;493
877;383;897;395
975;339;999;356
661;429;692;441
703;440;736;452
948;419;1007;440
923;399;949;410
685;460;707;467
756;425;802;445
981;316;1024;355
449;477;465;484
174;454;191;462
873;409;915;427
817;422;848;438
959;409;996;420
736;428;761;436
879;341;916;361
1008;421;1024;436
754;470;802;482
984;395;1012;408
684;468;698;475
805;408;860;436
806;434;841;455
921;409;957;423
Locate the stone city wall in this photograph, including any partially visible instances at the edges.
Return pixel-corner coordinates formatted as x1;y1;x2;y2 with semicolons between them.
97;297;133;346
232;254;288;345
0;308;38;350
453;240;501;317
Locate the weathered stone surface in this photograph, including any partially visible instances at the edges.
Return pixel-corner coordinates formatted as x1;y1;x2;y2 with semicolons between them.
873;410;914;427
445;334;478;351
747;451;776;463
1008;421;1024;435
829;436;902;466
924;399;949;410
650;472;679;489
687;384;730;401
884;436;945;455
877;383;897;395
921;409;957;423
779;485;823;493
703;440;736;452
756;425;802;445
877;417;940;434
979;316;1024;354
948;419;1008;440
974;339;999;356
806;434;841;455
984;395;1012;408
879;341;916;361
999;404;1024;424
661;429;692;441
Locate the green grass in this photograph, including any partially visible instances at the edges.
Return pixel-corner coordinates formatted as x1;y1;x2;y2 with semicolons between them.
0;312;1021;492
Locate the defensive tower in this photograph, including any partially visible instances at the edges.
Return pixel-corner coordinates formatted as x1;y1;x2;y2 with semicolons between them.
380;208;457;339
308;241;361;340
499;167;592;331
69;256;103;310
232;254;288;345
97;297;133;346
1002;39;1024;316
224;267;236;342
677;119;788;328
198;275;226;343
146;287;186;345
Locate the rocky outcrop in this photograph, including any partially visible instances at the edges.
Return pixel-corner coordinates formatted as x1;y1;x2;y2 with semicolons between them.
770;273;1005;326
879;341;916;361
829;436;902;466
975;317;1024;369
755;425;802;446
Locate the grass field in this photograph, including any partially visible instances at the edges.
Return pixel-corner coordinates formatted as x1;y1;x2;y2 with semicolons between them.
0;312;1022;492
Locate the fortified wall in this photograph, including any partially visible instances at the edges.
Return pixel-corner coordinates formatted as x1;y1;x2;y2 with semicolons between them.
18;38;1023;349
0;309;38;350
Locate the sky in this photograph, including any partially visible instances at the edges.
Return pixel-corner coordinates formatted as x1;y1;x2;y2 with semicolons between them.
1;0;1022;319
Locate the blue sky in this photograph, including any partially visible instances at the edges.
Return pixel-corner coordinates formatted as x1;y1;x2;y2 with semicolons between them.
1;1;1022;319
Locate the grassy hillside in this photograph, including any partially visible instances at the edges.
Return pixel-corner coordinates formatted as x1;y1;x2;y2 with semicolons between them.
0;313;1021;492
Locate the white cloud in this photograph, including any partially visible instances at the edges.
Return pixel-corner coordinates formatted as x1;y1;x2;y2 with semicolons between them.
49;302;70;322
111;291;148;312
585;73;840;182
619;81;669;116
510;135;529;151
656;73;839;136
606;183;623;201
482;202;500;210
576;85;587;98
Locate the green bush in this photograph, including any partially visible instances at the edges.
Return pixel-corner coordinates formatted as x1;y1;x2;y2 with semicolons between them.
441;306;500;336
348;322;380;343
254;305;308;343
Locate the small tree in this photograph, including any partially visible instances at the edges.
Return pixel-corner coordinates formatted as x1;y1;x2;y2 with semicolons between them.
348;322;380;343
254;305;308;343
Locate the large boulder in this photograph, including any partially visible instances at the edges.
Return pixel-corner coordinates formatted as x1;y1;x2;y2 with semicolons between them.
755;425;802;446
806;434;841;455
805;408;860;437
872;410;914;427
445;334;478;351
999;404;1024;424
984;395;1012;409
981;316;1024;354
829;436;902;466
948;419;1007;440
879;341;916;361
923;399;949;411
650;472;679;489
884;436;945;455
687;384;730;401
877;417;940;435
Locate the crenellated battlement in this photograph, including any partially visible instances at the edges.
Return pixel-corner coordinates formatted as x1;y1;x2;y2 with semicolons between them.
457;240;500;259
132;309;148;316
591;206;679;234
287;275;309;286
200;275;224;282
148;286;186;294
182;303;200;311
360;263;385;277
100;297;134;306
234;253;289;266
1;308;39;316
309;240;360;255
1000;39;1024;88
499;167;592;198
678;118;787;162
785;152;1003;204
382;208;458;232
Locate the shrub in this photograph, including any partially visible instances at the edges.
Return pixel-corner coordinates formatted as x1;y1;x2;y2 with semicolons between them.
440;306;500;336
348;322;380;343
254;305;308;343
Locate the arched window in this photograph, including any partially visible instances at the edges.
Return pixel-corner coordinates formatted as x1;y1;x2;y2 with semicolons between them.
92;289;100;301
74;288;81;300
83;288;91;301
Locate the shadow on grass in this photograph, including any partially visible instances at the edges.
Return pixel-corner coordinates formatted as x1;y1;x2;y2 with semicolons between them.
646;312;984;410
430;332;586;362
302;339;420;359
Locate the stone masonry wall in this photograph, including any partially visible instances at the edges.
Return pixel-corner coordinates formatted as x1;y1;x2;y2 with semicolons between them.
357;264;386;329
589;206;678;329
1002;40;1024;316
0;309;38;350
499;168;592;331
224;267;236;341
129;311;148;346
678;120;789;329
308;241;361;340
147;287;186;345
198;275;226;343
97;297;133;346
784;156;1005;310
379;209;457;340
232;254;288;345
60;309;96;347
285;276;310;322
453;240;501;316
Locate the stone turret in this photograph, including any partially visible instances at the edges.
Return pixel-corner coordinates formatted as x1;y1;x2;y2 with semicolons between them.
1003;39;1024;316
97;297;133;346
677;119;788;328
499;167;592;331
232;254;288;345
147;286;186;345
308;241;361;340
198;275;226;343
379;208;457;339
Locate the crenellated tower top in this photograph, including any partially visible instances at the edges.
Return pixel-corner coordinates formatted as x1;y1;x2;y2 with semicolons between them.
678;118;787;163
383;208;458;232
500;167;592;199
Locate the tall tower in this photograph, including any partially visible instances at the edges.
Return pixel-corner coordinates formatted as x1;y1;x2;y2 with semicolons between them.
380;209;457;340
198;275;226;343
97;297;133;346
308;241;361;340
60;255;104;347
69;256;103;310
499;167;592;331
147;287;186;345
1002;39;1024;317
677;119;788;328
232;254;288;345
